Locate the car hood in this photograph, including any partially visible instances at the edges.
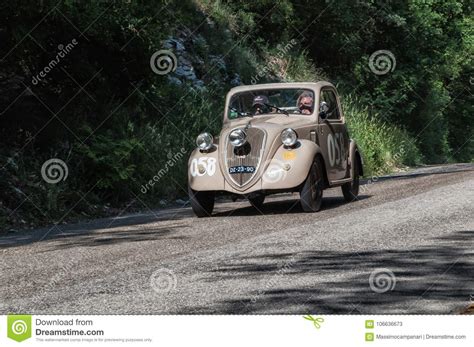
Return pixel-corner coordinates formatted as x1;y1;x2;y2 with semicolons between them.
219;115;314;190
221;115;313;137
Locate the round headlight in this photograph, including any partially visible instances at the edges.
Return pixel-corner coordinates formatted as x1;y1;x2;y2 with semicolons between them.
196;132;213;151
281;128;297;147
229;129;247;147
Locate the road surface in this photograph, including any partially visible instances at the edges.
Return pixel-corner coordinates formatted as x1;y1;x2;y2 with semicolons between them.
1;163;473;314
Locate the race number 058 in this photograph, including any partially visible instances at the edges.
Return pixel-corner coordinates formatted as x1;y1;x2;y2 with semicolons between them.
327;133;344;167
190;157;216;177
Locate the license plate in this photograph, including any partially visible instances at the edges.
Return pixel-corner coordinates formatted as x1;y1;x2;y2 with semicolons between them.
229;165;256;174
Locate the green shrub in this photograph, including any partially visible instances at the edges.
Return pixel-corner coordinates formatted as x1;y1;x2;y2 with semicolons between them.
343;96;423;176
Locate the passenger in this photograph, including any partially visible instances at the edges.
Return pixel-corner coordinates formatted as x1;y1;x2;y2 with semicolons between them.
297;92;314;114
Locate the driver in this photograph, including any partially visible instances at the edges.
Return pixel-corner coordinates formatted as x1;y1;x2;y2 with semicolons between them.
297;92;314;114
252;95;270;115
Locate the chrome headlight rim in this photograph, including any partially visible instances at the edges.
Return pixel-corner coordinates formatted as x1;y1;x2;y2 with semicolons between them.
196;132;213;151
281;128;298;147
229;128;247;147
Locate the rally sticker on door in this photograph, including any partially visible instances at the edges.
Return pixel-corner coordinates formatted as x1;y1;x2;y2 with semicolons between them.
327;133;345;167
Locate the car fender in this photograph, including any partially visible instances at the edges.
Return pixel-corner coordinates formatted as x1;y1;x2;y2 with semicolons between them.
188;146;225;191
349;139;364;178
261;139;324;190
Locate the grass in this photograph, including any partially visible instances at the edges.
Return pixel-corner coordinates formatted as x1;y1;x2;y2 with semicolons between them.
343;96;423;177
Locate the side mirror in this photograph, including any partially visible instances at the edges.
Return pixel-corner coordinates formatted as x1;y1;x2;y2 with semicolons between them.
319;101;329;119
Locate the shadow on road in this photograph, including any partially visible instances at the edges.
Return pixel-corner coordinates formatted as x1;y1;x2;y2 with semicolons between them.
0;194;370;249
38;224;190;251
0;209;192;249
213;195;371;217
193;230;474;314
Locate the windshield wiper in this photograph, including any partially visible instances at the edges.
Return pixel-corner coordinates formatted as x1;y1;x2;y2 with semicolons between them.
264;103;289;116
228;106;253;118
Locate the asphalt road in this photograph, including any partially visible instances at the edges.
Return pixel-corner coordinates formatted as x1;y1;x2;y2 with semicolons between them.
1;163;473;314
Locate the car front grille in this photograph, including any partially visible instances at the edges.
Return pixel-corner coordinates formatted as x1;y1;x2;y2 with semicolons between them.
225;127;266;187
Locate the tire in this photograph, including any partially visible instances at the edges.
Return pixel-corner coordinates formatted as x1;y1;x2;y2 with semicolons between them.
300;156;324;212
248;194;265;210
341;156;360;202
188;186;215;217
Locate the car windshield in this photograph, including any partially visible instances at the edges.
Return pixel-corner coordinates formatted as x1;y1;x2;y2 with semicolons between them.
228;88;315;118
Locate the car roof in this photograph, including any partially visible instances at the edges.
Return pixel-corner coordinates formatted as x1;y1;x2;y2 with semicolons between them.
228;81;334;94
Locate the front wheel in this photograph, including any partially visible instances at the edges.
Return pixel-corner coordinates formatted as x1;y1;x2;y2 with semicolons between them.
341;156;360;202
300;156;324;212
188;186;215;217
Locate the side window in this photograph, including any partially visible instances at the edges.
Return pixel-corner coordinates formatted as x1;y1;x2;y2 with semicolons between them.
320;89;340;120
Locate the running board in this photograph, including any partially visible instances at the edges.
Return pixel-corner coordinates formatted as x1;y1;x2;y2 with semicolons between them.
329;177;352;187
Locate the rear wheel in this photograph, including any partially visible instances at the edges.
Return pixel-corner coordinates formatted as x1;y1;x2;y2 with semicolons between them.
300;156;324;212
188;186;215;217
341;156;360;202
248;194;265;210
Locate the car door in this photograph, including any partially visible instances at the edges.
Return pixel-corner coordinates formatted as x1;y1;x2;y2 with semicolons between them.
316;88;349;181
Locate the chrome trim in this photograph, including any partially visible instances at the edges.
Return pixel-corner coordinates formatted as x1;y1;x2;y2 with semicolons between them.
224;127;266;188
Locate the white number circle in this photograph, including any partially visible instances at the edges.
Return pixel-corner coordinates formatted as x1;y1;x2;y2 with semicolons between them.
327;134;336;167
190;157;216;177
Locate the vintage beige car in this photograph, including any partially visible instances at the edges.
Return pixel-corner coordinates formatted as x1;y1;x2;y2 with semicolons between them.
188;82;363;217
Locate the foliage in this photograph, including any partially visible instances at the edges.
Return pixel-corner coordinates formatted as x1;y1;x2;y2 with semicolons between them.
0;0;472;230
343;96;422;176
